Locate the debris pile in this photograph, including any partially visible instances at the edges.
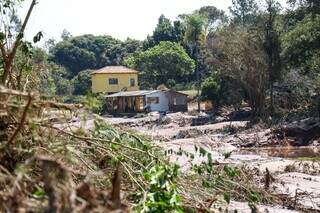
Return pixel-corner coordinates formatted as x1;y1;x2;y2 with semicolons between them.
273;118;320;146
0;87;160;212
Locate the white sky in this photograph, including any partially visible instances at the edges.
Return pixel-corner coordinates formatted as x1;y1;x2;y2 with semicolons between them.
19;0;287;43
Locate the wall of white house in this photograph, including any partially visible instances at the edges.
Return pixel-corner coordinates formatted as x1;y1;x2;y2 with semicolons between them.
145;91;169;112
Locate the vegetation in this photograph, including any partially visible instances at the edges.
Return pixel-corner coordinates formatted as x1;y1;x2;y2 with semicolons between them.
51;35;141;77
125;41;195;89
0;0;320;212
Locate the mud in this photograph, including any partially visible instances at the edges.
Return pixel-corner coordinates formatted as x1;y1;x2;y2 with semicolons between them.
77;111;320;211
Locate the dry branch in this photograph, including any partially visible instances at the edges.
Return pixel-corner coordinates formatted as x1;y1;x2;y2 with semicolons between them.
7;93;33;145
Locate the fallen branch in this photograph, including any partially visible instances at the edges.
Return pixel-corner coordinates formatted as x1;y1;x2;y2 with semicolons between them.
7;93;33;145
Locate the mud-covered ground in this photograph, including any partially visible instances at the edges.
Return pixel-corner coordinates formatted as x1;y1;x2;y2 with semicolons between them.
101;111;320;212
59;109;319;212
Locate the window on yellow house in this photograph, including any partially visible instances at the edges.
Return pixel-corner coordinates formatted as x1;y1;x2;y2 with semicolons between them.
130;78;135;87
109;78;118;85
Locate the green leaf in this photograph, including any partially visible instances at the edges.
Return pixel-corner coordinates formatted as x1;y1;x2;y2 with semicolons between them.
33;189;46;199
33;31;43;43
199;147;207;156
0;32;5;41
223;151;232;159
249;191;261;203
223;192;231;204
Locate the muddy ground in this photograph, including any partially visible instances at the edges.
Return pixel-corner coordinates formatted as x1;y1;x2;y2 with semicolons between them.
101;111;320;212
61;110;320;212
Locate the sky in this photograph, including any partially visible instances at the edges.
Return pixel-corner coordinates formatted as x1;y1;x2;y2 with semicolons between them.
19;0;287;44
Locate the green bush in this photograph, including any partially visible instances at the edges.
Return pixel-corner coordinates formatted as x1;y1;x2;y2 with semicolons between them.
83;93;105;114
201;76;221;104
72;69;92;95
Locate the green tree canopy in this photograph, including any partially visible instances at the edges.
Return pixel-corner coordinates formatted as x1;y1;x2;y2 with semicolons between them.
282;14;320;73
51;35;141;77
143;15;185;49
201;76;222;104
125;41;195;88
229;0;259;25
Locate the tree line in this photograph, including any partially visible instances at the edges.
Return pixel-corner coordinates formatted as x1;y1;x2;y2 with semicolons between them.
1;0;319;118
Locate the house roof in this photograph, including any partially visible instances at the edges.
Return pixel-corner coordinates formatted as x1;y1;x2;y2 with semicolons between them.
91;66;139;74
106;89;188;98
106;90;161;98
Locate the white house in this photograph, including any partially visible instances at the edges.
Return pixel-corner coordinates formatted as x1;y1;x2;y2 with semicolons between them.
105;90;188;113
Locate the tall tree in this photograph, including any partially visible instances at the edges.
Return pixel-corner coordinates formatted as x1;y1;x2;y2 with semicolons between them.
208;26;268;116
288;0;320;16
143;15;185;49
51;35;121;77
125;41;195;89
184;13;208;112
263;0;282;112
153;15;175;44
229;0;259;25
282;0;320;73
198;6;227;33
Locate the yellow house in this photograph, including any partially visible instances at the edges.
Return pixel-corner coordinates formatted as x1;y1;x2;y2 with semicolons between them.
91;66;139;93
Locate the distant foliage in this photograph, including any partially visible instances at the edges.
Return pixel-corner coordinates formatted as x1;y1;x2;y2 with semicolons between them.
125;41;195;89
229;0;259;25
201;76;222;104
51;35;141;77
143;15;185;49
282;15;320;73
71;69;92;95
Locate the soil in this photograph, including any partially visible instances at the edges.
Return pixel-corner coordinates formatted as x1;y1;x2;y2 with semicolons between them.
69;110;320;211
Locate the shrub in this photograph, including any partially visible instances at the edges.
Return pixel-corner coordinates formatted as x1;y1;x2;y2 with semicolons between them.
201;76;221;104
72;69;92;95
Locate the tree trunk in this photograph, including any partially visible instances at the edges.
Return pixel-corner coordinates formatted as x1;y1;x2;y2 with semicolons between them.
196;65;201;112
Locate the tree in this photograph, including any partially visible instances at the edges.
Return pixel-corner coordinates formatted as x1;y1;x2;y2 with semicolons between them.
184;13;208;112
282;11;320;73
153;15;175;44
288;0;320;16
72;69;92;95
51;35;141;77
201;76;222;111
229;0;259;25
107;38;142;65
263;0;282;112
282;0;320;113
198;6;227;33
43;63;73;96
0;0;37;86
143;15;185;49
209;26;268;116
61;29;72;40
125;41;195;89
